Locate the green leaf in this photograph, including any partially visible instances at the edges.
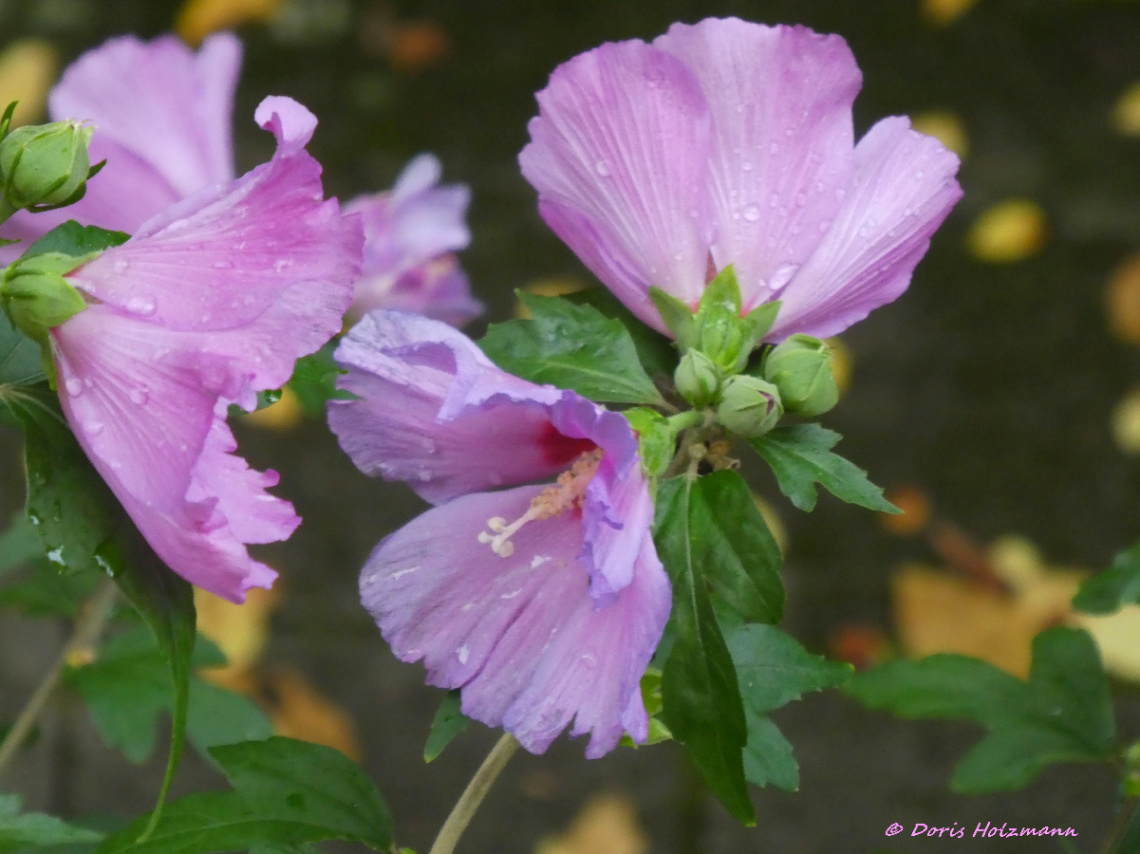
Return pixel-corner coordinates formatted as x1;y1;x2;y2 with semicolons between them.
846;628;1115;793
0;793;103;852
0;512;41;576
93;737;394;854
726;624;851;792
654;477;753;825
424;690;470;763
565;288;677;379
68;628;271;763
20;221;128;262
0;556;100;616
623;407;673;483
1113;803;1140;854
0;309;45;395
750;424;897;513
480;293;665;405
689;471;784;624
1072;541;1140;615
287;341;352;417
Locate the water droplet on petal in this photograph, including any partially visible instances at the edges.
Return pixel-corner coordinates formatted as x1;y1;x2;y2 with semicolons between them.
213;260;234;270
273;258;293;272
85;420;104;437
129;388;149;406
741;160;753;172
743;204;760;222
769;263;800;292
112;259;129;274
818;220;831;234
835;188;847;202
64;378;83;396
125;296;156;316
594;160;611;177
768;142;779;155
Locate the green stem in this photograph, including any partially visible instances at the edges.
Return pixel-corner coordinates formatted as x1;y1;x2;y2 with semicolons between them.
0;579;117;782
428;733;519;854
666;410;705;434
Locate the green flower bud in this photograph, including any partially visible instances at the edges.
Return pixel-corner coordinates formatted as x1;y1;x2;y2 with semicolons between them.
716;375;783;438
1;253;88;346
674;350;721;408
762;334;839;417
0;120;93;212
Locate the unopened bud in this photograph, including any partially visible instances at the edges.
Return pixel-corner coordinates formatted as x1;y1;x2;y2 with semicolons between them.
763;334;839;417
1;254;87;345
0;120;93;211
716;375;783;438
674;350;721;408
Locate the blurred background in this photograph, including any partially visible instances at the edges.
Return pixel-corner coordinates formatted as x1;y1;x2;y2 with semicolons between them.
2;0;1140;851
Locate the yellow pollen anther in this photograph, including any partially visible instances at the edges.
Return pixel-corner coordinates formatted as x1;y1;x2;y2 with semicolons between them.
476;449;604;559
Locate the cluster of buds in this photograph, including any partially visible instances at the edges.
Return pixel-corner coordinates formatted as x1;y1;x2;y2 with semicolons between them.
0;101;97;221
653;266;840;439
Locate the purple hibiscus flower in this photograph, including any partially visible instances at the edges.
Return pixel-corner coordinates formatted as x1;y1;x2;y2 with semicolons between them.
328;310;670;757
346;153;483;327
49;97;363;603
519;17;963;340
3;33;480;325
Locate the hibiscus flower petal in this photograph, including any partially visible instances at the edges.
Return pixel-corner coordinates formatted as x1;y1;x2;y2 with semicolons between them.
51;307;292;602
770;116;963;340
330;311;587;504
66;96;361;391
520;38;713;319
359;484;670;756
655;19;861;307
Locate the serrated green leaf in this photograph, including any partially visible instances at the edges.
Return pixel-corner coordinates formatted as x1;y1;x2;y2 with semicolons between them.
480;293;665;405
1072;541;1140;615
424;690;470;763
846;628;1115;793
93;737;394;854
68;628;271;763
741;713;798;792
727;624;850;792
750;424;897;513
0;793;103;852
0;556;101;616
690;471;784;624
564;288;677;380
654;477;753;825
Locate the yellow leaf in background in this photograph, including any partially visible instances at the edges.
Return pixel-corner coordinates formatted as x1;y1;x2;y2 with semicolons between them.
242;385;304;431
825;336;852;395
911;111;969;157
1105;253;1140;344
921;0;980;26
536;794;648;854
176;0;284;46
516;277;589;319
1074;607;1140;683
194;585;278;678
1111;82;1140;137
966;199;1047;263
893;565;1043;677
752;493;787;555
1111;388;1140;455
268;668;362;760
0;40;59;126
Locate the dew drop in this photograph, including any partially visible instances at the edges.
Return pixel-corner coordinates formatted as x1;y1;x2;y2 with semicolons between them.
129;388;149;406
594;160;611;177
213;260;234;270
915;170;925;181
768;193;780;209
742;204;760;222
112;259;129;274
768;142;779;155
835;188;847;202
85;420;104;437
274;258;293;272
784;127;794;137
741;160;753;172
125;296;156;316
64;377;83;396
818;220;831;234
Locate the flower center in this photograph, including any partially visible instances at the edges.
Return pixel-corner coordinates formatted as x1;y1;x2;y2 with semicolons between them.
477;448;603;558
